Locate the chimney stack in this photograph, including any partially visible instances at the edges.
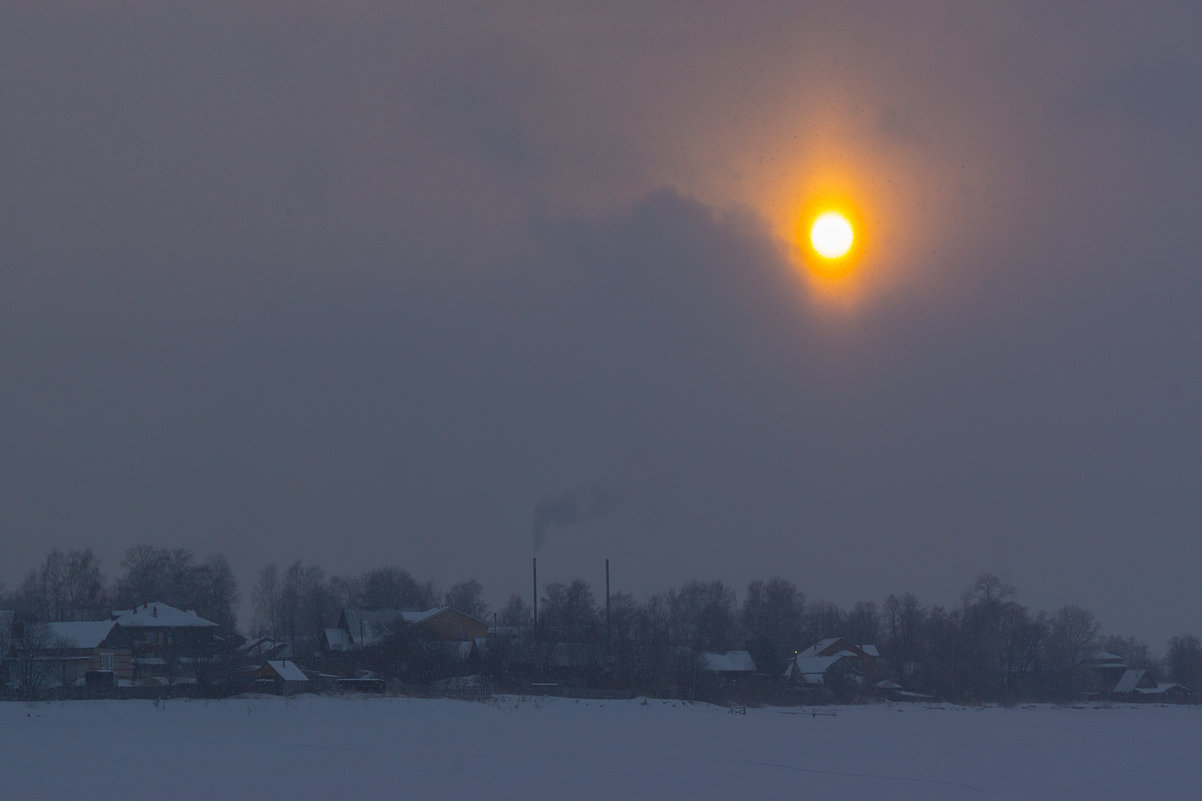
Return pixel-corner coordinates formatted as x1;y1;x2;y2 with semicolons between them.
605;558;611;642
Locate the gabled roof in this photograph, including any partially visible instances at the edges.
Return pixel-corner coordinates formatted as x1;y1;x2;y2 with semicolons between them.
338;607;488;648
1084;650;1126;667
794;637;877;660
262;660;308;682
339;608;409;647
1113;669;1148;693
239;635;284;653
324;627;352;652
46;620;118;649
114;602;217;628
784;654;845;682
701;651;757;673
1137;683;1191;695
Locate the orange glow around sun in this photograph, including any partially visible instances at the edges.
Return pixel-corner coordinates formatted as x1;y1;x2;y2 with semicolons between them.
787;191;868;307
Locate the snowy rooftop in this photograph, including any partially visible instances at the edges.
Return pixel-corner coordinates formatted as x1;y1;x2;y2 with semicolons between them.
787;655;844;681
1113;669;1146;693
794;638;877;660
46;620;118;649
264;660;309;682
339;607;481;647
114;602;217;628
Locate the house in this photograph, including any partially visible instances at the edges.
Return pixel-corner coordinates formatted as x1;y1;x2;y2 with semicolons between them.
1079;650;1187;700
324;607;489;652
1082;650;1130;695
111;602;243;685
254;660;310;694
1134;683;1193;701
1111;668;1157;695
783;638;879;685
6;619;132;689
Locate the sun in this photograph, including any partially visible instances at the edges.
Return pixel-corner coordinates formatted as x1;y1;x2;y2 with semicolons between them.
810;211;854;259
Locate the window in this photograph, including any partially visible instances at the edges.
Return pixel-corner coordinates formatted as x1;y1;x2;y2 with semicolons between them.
99;652;115;671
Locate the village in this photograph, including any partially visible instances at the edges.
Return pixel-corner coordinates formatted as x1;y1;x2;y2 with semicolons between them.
1;596;1194;706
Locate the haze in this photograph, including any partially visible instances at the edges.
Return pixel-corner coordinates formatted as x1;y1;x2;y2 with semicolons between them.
2;2;1199;643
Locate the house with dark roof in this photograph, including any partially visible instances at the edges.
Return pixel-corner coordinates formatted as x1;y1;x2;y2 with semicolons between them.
324;607;488;652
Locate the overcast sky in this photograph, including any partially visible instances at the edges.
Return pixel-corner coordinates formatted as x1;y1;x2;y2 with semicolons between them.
3;2;1200;643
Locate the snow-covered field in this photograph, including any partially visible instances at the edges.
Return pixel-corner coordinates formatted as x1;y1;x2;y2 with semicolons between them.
3;695;1199;800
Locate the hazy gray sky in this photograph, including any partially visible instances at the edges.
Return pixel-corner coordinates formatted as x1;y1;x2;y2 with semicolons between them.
3;2;1200;642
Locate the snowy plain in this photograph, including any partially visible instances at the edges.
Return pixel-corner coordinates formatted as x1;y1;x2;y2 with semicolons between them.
3;695;1199;800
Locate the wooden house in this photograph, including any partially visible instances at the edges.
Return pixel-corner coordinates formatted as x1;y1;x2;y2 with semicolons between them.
111;602;243;685
325;606;489;652
783;637;880;685
254;660;310;694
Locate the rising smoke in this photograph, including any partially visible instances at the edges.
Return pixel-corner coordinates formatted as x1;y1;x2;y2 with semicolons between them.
531;487;624;552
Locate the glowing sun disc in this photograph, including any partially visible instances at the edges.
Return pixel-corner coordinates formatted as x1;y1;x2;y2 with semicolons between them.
810;212;854;259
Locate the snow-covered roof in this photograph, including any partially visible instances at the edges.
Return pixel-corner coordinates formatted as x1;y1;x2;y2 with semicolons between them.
1136;683;1191;695
338;606;485;648
264;660;308;682
794;638;877;660
239;635;286;654
701;651;757;673
46;620;118;649
1113;669;1146;693
1084;650;1126;667
797;638;842;658
340;608;409;647
324;627;351;651
401;607;446;624
794;655;843;677
114;602;217;628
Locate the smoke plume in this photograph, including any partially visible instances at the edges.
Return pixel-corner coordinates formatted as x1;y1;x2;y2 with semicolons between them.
531;487;623;552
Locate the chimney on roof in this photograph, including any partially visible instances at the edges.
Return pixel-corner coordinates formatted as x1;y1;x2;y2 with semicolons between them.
152;605;157;618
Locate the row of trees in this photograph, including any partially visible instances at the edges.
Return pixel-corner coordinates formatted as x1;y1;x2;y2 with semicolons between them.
2;546;239;630
4;548;1201;702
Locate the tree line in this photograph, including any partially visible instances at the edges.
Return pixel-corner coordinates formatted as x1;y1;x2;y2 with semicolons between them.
3;547;1201;702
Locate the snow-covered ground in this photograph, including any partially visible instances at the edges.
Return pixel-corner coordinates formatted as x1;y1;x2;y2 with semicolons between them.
3;695;1199;800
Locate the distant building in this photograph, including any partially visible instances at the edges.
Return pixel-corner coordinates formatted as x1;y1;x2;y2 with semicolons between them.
324;607;489;652
110;602;242;685
783;638;879;685
254;660;310;694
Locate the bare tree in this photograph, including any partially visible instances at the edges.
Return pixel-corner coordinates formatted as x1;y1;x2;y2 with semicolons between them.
253;563;282;638
114;545;239;628
498;593;531;627
19;549;107;621
1042;605;1100;699
741;577;805;673
1166;635;1202;690
444;579;488;619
